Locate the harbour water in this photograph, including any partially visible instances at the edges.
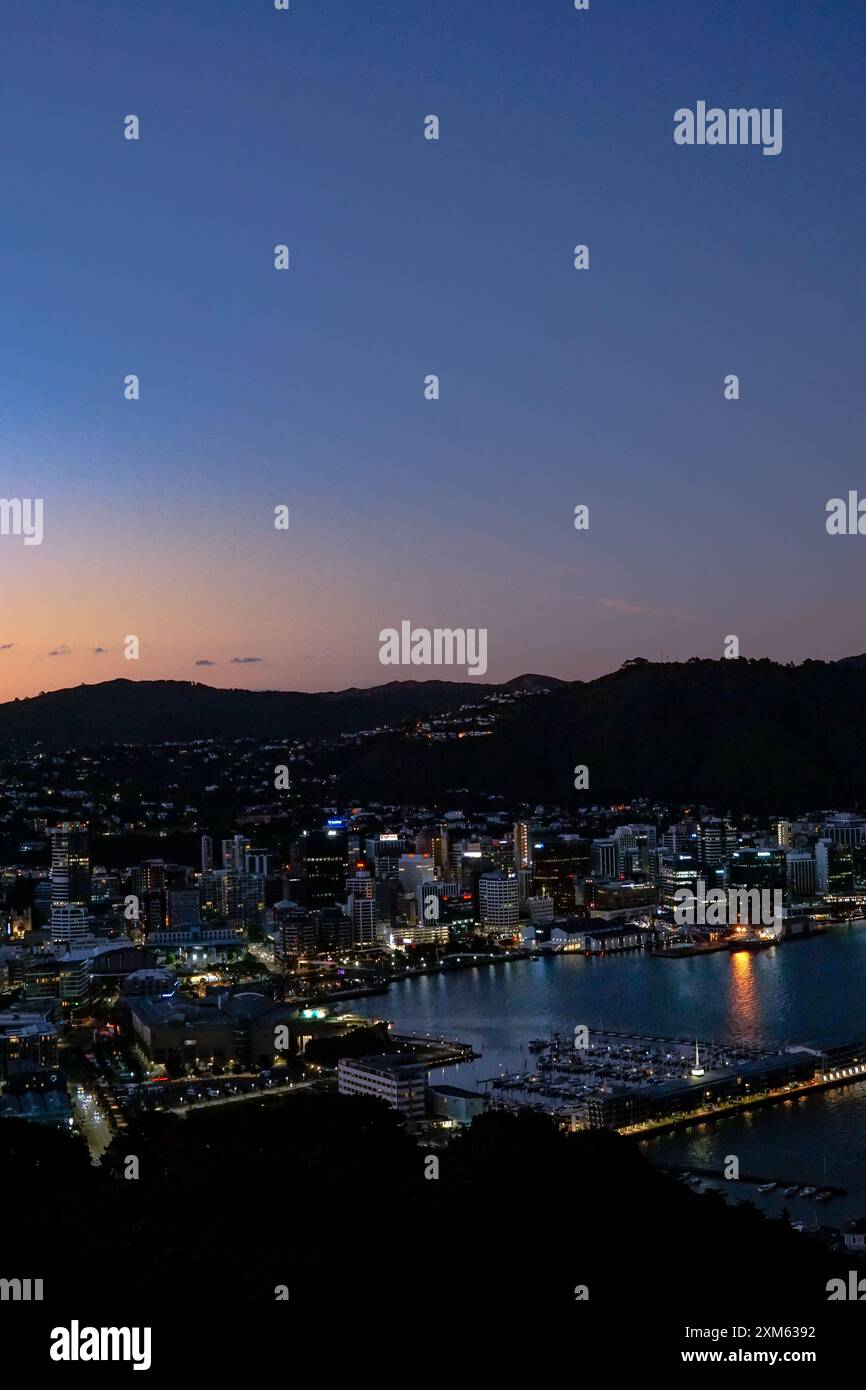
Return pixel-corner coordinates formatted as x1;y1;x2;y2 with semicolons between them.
345;927;866;1218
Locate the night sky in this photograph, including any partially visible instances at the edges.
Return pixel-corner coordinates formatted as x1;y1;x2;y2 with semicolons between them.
1;0;864;698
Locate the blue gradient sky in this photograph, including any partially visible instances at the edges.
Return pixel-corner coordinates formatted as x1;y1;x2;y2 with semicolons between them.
1;0;864;697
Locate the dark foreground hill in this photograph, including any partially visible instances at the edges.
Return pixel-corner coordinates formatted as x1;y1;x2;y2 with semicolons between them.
1;1097;851;1316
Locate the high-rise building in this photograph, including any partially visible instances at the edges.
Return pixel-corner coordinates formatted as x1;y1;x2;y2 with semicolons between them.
772;820;793;849
245;850;272;876
786;850;816;900
591;838;618;879
726;847;786;895
822;815;866;847
658;852;700;911
167;889;200;929
513;821;534;871
351;897;376;944
50;904;89;948
398;853;435;901
298;830;348;909
201;835;213;873
534;838;589;914
221;835;247;872
698;818;738;869
432;823;450;874
49;823;91;910
273;901;318;962
478;871;519;934
49;823;90;943
613;824;658;879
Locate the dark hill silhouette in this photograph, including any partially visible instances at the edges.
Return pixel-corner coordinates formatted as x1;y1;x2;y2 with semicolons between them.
0;659;862;809
334;656;866;811
0;674;558;746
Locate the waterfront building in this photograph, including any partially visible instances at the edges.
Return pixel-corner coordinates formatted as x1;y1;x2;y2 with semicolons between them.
478;871;520;933
658;852;700;911
786;850;816;901
337;1054;427;1128
533;838;589;914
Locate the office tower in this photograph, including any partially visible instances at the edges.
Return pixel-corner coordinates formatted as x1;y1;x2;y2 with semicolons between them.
591;838;618;879
815;840;864;896
526;894;554;924
198;870;265;928
513;821;534;871
478;871;520;934
613;824;658;878
398;853;435;900
298;830;348;909
245;849;272;876
346;869;375;901
135;860;166;894
661;821;698;855
49;823;91;910
272;901;318;962
822;814;866;847
725;847;786;895
351;896;376;944
167;889;200;929
487;838;512;873
49;823;90;944
50;905;89;948
435;890;475;940
317;907;354;955
346;869;376;943
417;880;459;924
658;852;700;910
534;837;590;914
201;835;213;873
375;877;397;932
786;850;816;900
222;834;247;871
772;819;793;849
432;822;450;874
365;833;408;878
697;818;737;868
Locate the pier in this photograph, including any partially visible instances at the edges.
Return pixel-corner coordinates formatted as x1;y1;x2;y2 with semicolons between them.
658;1162;846;1196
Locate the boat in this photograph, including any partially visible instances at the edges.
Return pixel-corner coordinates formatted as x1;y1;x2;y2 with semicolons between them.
801;1186;817;1197
783;1185;800;1198
815;1190;833;1202
728;936;773;952
757;1182;778;1193
791;1221;805;1232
